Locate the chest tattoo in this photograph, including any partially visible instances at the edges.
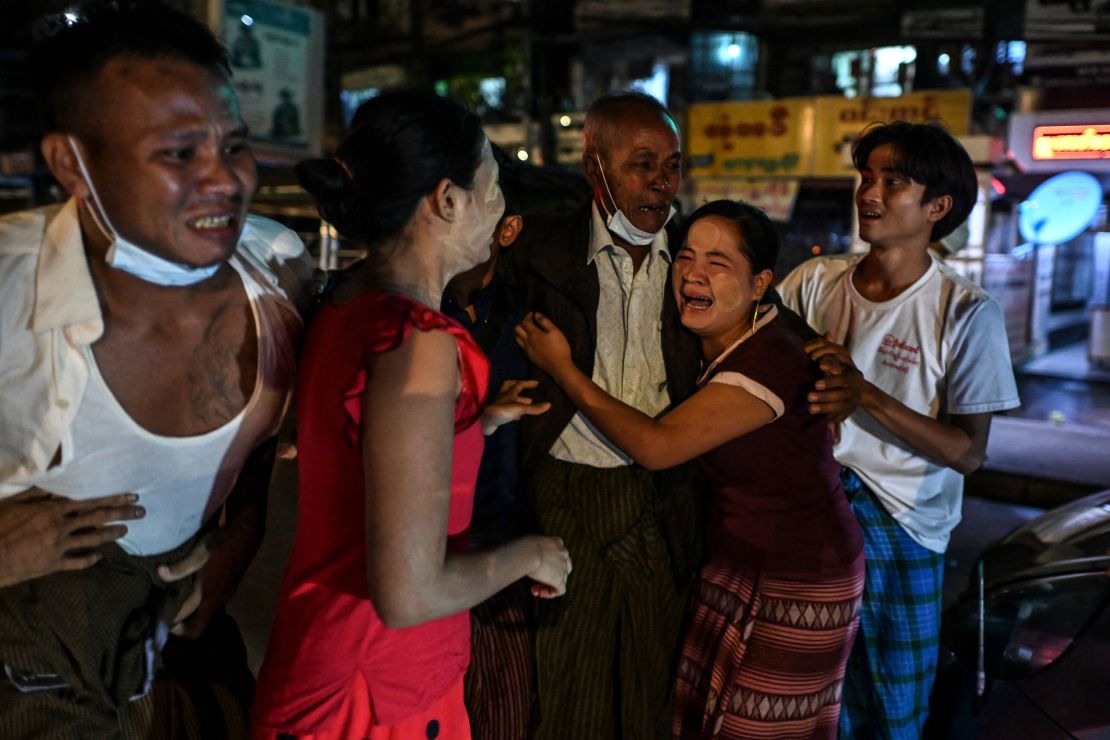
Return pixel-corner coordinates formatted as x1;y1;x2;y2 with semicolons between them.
186;301;257;427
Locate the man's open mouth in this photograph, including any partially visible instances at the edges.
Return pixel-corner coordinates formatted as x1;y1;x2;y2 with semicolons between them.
188;213;236;231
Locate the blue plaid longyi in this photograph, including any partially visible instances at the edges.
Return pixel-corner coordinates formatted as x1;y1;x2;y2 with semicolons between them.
837;468;945;740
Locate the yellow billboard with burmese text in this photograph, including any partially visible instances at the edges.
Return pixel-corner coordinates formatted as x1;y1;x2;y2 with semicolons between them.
686;99;814;178
811;89;971;176
685;90;971;179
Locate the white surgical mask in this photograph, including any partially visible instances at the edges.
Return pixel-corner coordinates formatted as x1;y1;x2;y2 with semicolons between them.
594;153;675;247
67;136;220;286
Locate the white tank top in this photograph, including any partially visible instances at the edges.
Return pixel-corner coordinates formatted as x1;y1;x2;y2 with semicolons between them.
32;251;300;555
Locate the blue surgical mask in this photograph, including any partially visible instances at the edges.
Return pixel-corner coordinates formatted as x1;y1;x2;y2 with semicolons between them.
594;153;675;247
67;136;220;286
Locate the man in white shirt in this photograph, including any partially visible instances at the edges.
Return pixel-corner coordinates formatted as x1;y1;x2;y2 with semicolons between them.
778;121;1020;739
0;2;307;736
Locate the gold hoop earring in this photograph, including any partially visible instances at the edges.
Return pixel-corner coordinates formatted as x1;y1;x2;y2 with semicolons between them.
751;298;760;334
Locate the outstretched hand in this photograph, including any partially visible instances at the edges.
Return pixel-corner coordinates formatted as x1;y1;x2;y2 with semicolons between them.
805;334;866;424
481;379;551;435
515;312;573;379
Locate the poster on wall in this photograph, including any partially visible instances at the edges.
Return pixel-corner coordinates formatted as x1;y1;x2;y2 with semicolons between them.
220;0;324;158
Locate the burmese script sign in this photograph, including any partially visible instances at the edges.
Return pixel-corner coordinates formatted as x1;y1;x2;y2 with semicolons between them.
686;90;970;178
1033;124;1110;162
810;89;971;176
1010;109;1110;173
685;99;814;177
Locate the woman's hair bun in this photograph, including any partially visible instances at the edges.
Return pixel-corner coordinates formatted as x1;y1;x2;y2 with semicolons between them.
295;157;367;239
297;89;485;246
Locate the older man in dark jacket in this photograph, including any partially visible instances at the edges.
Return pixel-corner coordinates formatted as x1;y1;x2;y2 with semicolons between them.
503;91;702;739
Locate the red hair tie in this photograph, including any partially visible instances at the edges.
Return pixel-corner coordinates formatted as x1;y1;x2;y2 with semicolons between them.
332;156;355;181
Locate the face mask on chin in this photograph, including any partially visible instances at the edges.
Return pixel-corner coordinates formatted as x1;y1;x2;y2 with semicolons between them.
67;135;221;286
594;153;675;247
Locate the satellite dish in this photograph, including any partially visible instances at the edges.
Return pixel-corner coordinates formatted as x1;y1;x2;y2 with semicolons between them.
1019;171;1103;245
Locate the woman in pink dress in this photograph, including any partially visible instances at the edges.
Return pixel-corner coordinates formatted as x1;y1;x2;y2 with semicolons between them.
252;90;571;740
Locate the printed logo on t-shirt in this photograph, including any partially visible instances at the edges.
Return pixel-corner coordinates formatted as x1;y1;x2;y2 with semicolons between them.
877;333;921;374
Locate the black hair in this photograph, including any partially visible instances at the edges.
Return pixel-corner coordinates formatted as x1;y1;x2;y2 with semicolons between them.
852;121;977;242
30;0;231;133
583;89;679;157
679;200;780;275
297;90;485;246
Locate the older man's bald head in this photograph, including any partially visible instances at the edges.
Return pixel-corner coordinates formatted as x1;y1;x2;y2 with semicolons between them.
583;90;679;161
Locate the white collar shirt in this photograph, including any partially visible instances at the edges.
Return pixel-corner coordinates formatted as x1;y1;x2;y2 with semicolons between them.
548;201;673;468
0;199;309;497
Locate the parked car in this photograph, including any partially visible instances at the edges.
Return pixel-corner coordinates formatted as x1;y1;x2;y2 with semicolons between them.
928;488;1110;739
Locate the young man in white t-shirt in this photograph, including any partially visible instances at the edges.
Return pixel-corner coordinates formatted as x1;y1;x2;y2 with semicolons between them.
777;122;1020;739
